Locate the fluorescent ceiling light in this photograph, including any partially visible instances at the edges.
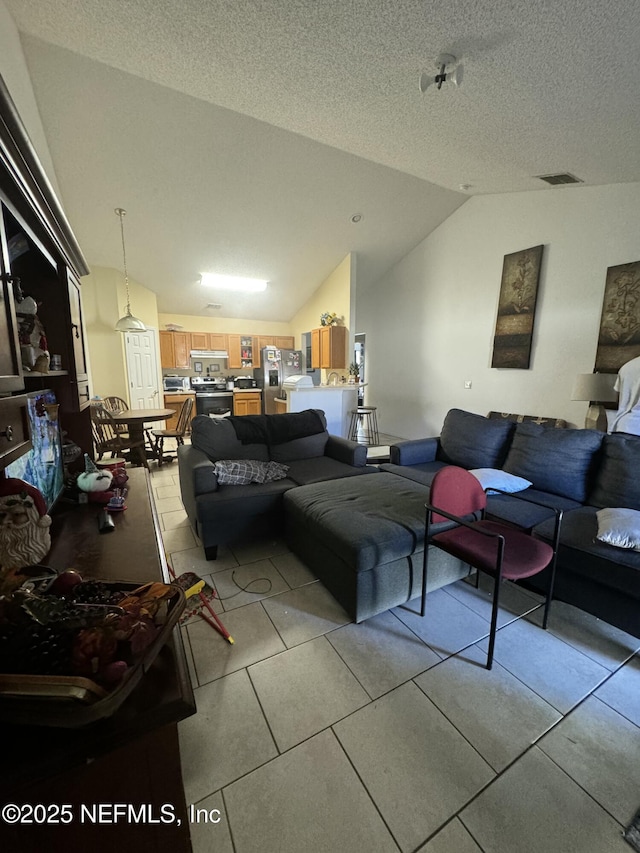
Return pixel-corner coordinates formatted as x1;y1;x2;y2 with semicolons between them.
200;273;267;292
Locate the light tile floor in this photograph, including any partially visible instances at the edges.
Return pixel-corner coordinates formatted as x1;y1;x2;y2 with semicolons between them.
146;461;640;853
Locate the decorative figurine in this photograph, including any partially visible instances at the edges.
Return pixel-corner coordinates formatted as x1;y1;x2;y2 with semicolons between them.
0;476;52;595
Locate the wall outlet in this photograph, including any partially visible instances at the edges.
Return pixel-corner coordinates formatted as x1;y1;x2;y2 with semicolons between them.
464;380;472;389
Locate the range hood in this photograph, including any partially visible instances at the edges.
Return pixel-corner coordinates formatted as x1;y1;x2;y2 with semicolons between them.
190;350;228;359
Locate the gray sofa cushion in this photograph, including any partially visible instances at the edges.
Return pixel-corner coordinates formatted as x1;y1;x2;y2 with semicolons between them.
286;457;378;485
503;422;603;502
486;488;582;531
437;408;514;469
378;460;447;487
284;472;439;572
270;431;329;462
588;433;640;510
191;415;269;462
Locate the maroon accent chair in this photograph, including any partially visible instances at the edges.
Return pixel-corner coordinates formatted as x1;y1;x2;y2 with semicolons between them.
422;466;563;669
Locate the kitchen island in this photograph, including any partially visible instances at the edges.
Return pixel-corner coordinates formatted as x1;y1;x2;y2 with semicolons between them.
280;384;359;437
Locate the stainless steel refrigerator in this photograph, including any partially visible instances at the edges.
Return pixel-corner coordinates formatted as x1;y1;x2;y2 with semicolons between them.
254;347;303;413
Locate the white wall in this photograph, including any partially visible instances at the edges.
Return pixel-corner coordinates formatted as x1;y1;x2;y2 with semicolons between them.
0;1;61;196
358;183;640;438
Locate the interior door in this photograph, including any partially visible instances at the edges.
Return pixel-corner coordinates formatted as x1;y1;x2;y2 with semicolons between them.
125;328;161;409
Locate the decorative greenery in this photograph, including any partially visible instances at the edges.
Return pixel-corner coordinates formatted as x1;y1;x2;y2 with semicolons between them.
320;312;338;326
349;362;359;376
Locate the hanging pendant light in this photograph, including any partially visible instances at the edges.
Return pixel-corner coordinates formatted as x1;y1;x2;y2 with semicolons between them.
114;207;146;332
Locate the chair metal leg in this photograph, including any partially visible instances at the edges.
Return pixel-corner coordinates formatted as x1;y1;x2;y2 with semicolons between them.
157;436;164;467
486;572;502;670
421;542;430;617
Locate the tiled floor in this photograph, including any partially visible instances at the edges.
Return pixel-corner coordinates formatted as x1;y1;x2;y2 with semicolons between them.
147;461;640;853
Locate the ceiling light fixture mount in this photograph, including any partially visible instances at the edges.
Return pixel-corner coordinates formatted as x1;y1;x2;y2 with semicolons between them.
419;53;464;93
114;207;146;333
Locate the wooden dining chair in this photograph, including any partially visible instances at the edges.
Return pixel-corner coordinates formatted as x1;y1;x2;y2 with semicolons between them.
90;405;149;469
422;466;563;669
149;396;194;467
102;396;130;436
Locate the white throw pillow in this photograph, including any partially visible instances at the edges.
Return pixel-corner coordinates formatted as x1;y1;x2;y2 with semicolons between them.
596;507;640;551
468;468;532;495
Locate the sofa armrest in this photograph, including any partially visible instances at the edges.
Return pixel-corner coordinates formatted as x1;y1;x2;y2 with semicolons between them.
390;437;439;465
178;445;219;498
325;435;368;467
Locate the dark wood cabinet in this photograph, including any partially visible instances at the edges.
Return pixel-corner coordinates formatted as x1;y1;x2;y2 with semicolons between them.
0;75;92;455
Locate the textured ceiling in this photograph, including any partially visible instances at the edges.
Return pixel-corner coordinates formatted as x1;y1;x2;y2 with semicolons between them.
5;0;640;319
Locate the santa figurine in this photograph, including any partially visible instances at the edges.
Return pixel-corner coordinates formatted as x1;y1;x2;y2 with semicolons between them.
0;475;52;596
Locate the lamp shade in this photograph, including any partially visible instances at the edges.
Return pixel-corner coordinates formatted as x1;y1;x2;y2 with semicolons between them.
571;373;618;402
115;309;147;333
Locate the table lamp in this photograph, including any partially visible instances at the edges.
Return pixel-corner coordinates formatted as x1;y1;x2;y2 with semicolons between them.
571;373;618;430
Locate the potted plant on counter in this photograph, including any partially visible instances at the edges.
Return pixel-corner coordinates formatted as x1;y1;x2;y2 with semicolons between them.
348;362;359;384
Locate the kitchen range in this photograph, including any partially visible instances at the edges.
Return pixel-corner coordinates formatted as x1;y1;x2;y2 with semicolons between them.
190;375;234;416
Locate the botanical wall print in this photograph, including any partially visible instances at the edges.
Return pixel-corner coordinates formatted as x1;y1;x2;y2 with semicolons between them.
595;260;640;372
491;244;544;369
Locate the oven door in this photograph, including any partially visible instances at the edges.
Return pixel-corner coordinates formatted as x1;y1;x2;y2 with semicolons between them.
195;393;234;417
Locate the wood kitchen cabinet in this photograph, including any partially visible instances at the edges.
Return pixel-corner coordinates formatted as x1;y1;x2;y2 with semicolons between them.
275;335;295;350
228;334;255;369
233;391;262;415
227;333;242;368
190;331;228;351
159;330;190;368
311;325;346;369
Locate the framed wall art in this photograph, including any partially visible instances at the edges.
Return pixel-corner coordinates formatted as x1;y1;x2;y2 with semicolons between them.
491;244;544;369
595;260;640;373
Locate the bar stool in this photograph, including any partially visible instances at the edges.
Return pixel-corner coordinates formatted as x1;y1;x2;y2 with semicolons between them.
348;406;380;446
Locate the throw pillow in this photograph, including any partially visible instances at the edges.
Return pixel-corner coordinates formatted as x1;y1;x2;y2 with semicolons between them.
437;409;515;469
502;422;603;502
596;507;640;551
213;459;289;485
589;433;640;510
468;468;532;494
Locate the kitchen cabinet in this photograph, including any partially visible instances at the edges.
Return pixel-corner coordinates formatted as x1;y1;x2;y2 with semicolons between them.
163;392;196;431
159;330;190;368
227;333;242;368
275;336;295;350
233;391;262;416
228;334;254;369
311;328;321;369
190;331;228;352
311;325;346;370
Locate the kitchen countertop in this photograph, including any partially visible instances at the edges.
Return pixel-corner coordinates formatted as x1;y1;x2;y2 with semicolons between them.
233;387;261;393
288;384;364;391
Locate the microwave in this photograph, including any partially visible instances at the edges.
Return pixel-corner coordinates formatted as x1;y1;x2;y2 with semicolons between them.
163;376;191;392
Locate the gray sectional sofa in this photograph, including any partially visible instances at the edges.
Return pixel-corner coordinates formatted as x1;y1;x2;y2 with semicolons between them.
178;410;378;559
381;408;640;637
179;405;640;637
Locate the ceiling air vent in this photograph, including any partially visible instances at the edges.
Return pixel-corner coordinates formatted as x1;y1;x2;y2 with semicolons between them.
536;172;583;186
205;303;222;310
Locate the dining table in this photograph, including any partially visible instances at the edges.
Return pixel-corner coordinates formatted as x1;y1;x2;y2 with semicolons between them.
111;407;174;463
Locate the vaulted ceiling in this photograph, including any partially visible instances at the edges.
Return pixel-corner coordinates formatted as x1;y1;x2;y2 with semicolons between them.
5;1;640;320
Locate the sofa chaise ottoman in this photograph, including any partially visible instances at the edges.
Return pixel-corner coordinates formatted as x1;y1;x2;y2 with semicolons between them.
284;471;470;622
178;409;378;559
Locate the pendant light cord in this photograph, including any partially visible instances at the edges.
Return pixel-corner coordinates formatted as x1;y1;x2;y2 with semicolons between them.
115;207;131;311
